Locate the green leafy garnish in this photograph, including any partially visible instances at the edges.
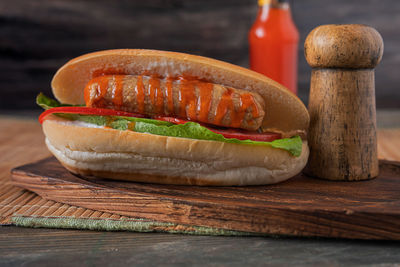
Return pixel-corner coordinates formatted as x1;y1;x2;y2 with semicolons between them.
36;92;78;109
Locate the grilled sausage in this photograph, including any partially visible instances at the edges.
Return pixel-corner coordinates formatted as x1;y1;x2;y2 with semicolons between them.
84;75;265;130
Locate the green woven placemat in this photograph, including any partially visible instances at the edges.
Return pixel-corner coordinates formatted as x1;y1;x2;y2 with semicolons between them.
11;215;255;236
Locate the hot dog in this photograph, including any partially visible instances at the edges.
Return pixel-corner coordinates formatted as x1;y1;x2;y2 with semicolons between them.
38;49;310;186
84;75;265;131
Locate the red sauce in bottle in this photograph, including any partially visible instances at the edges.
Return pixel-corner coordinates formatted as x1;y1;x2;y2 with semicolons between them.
249;0;299;94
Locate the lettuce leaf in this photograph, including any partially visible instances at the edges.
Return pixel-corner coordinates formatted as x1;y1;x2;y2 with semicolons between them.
36;92;79;109
132;120;303;156
37;93;302;156
36;93;85;121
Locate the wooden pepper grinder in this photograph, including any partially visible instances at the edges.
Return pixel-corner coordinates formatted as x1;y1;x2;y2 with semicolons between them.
304;24;383;181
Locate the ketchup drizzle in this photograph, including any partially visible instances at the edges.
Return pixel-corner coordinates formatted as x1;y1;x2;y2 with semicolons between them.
177;77;196;119
165;77;174;115
84;74;261;129
197;82;213;122
111;75;124;108
149;75;163;114
135;76;145;113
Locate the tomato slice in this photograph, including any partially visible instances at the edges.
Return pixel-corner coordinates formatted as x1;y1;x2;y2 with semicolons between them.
39;107;145;124
154;116;282;142
152;116;194;125
208;128;281;142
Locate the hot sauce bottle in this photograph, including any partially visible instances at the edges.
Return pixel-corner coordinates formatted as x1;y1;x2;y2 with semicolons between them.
249;0;299;94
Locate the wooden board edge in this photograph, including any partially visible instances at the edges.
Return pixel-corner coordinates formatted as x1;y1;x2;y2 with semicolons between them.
9;161;400;240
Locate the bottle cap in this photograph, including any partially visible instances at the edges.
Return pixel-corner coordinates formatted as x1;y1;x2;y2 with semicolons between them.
258;0;289;7
258;0;271;5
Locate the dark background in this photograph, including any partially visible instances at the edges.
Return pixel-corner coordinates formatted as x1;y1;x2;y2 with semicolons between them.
1;0;399;111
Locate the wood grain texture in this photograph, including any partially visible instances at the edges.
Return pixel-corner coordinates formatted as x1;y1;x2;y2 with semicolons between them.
304;24;383;68
0;0;399;109
10;156;400;240
306;69;379;180
305;25;382;181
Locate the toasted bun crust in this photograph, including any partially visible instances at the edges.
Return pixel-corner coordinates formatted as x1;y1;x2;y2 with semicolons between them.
51;49;309;133
43;116;309;186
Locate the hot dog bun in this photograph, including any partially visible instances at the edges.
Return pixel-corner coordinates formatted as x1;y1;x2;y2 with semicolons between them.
43;49;310;186
52;49;309;133
43;115;309;186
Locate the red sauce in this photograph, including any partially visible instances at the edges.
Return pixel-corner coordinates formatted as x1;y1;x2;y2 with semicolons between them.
84;76;109;107
214;88;233;125
148;76;163;114
213;88;260;128
239;94;260;126
249;1;299;94
197;82;213;122
135;76;145;113
165;77;174;115
178;77;196;119
84;74;261;129
155;79;164;114
112;75;124;108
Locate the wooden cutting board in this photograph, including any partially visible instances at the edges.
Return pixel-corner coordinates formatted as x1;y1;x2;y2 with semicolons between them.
11;157;400;240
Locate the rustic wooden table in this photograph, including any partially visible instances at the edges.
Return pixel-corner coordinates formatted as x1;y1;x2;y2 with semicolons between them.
1;114;400;266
